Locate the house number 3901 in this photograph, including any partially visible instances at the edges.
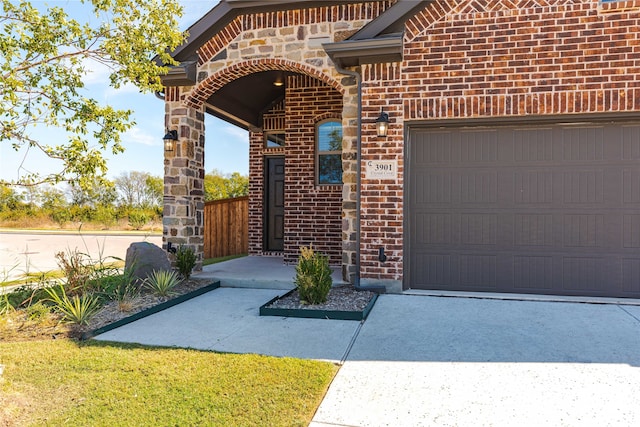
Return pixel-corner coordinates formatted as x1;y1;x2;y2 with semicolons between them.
366;160;397;179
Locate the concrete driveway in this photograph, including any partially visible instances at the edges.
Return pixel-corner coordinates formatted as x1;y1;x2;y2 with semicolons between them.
94;287;640;426
312;295;640;426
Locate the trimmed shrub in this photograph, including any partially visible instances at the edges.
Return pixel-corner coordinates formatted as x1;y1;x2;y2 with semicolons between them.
175;246;196;280
294;246;332;305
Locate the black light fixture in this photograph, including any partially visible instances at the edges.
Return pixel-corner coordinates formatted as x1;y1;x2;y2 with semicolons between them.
376;109;389;137
163;129;178;152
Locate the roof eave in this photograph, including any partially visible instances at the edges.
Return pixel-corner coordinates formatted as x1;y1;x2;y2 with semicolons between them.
323;36;403;68
160;61;197;87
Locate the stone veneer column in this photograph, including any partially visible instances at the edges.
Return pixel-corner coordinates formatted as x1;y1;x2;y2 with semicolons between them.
163;87;206;270
340;75;359;283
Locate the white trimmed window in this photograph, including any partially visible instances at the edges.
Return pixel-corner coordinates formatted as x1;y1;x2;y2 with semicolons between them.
316;120;342;185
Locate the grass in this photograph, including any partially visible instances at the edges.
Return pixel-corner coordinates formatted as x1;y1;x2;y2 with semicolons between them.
0;339;337;426
203;253;247;266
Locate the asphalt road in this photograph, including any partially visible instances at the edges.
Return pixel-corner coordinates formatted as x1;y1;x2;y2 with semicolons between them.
0;230;162;282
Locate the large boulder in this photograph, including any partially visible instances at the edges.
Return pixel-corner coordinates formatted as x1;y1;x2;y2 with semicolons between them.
124;242;172;283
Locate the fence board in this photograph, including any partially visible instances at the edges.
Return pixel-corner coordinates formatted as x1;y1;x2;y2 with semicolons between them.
204;196;248;259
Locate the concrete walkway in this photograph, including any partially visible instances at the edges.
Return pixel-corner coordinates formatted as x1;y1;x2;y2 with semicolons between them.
95;289;640;426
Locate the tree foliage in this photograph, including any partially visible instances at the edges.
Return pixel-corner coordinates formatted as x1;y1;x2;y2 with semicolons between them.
204;169;249;201
0;0;185;189
114;170;162;208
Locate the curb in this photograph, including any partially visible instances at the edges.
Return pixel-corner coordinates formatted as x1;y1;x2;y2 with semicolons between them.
259;290;378;321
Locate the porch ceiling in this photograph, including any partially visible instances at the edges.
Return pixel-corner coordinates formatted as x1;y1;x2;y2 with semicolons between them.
205;70;293;130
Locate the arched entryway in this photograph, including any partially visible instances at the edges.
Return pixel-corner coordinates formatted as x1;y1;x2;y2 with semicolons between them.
163;60;349;269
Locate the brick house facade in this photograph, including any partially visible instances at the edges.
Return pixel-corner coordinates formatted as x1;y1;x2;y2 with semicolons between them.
162;0;640;298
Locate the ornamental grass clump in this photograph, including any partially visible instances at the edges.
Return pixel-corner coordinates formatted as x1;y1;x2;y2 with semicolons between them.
294;246;332;305
44;285;101;326
144;270;181;297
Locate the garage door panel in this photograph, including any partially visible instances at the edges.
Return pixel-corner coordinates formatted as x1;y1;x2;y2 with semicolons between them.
513;256;554;290
623;215;640;248
623;169;640;204
514;170;554;205
622;259;640;292
408;122;640;298
561;257;610;291
562;128;605;161
459;254;497;288
514;214;554;246
513;128;555;162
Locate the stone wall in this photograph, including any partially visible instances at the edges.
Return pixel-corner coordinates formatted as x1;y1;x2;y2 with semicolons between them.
163;87;206;269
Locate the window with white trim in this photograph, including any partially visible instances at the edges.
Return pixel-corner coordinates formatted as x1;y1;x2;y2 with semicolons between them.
316;120;342;185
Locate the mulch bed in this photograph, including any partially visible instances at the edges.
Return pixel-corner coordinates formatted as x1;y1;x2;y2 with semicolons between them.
266;286;376;312
0;279;214;342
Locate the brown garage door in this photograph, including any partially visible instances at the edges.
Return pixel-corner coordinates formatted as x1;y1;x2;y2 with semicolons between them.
407;121;640;298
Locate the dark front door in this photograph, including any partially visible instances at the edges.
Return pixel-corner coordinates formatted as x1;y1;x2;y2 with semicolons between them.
265;156;285;251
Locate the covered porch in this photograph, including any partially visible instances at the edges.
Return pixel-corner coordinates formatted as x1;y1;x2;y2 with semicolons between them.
192;255;346;290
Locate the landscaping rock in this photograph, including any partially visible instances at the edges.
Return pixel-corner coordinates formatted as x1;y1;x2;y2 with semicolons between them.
125;242;172;283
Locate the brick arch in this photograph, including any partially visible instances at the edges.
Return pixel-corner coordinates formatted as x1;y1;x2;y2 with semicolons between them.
404;0;580;42
186;59;344;108
313;112;342;124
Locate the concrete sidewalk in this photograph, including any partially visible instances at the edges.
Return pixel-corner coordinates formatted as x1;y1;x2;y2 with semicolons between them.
95;289;640;426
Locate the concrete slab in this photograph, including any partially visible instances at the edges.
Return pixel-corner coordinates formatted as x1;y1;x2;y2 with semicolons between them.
621;304;640;321
91;286;640;427
94;287;360;362
311;295;640;427
193;256;345;290
347;295;640;364
311;361;640;427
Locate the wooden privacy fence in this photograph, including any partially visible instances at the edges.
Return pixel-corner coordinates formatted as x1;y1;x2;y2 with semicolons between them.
203;196;248;259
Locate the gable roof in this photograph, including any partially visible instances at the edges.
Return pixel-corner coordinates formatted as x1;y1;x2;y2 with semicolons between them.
169;0;429;65
161;0;429;129
324;0;429;68
171;0;364;63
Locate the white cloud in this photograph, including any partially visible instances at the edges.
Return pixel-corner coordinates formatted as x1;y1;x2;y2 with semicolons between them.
103;82;141;100
82;58;113;86
222;125;249;143
123;126;158;147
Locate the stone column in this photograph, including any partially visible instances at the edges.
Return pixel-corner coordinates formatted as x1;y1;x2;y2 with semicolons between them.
163;87;206;270
341;75;359;283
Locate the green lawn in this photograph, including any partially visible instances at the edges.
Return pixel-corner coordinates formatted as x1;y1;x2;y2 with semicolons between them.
203;254;247;266
0;340;337;426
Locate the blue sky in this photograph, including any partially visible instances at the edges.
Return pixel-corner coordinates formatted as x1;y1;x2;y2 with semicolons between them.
0;0;249;183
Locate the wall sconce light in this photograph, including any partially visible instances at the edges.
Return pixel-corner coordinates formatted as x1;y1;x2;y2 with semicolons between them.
163;129;178;152
273;75;284;87
376;109;389;137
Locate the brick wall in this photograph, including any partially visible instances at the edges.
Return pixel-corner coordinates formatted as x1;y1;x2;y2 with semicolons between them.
248;130;266;255
356;0;640;285
360;64;404;281
284;75;343;264
404;0;640;119
245;75;343;264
